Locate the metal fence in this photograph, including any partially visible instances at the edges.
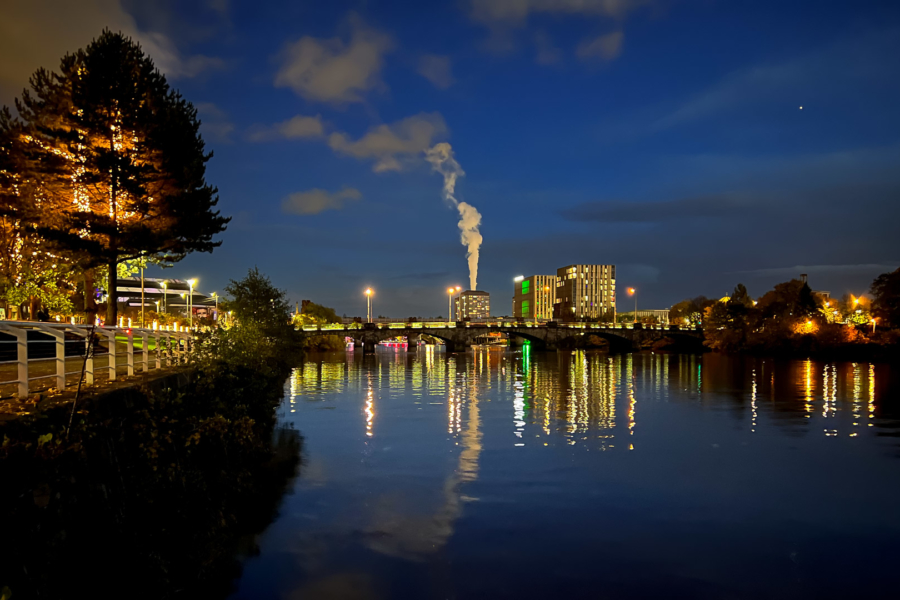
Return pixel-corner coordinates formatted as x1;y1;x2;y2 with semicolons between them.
0;321;193;399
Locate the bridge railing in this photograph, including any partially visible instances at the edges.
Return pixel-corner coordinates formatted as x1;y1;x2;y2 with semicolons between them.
298;320;687;333
0;321;193;400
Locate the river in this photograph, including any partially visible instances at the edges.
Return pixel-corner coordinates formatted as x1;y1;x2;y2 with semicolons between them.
229;347;900;599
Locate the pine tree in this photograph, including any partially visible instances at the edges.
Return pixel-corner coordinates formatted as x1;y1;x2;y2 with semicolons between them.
10;30;229;324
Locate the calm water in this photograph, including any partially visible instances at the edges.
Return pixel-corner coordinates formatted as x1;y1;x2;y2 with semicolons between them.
230;348;900;600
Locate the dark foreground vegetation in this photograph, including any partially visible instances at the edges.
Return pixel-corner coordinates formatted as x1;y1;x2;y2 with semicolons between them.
0;269;303;599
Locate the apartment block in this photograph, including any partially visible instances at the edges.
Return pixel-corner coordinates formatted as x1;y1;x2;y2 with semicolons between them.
553;264;616;321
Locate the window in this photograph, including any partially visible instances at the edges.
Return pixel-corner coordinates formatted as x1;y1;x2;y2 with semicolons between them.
522;300;530;315
521;280;530;295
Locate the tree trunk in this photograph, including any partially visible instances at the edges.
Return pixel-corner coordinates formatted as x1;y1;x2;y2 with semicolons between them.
29;296;40;321
106;258;117;325
84;269;97;324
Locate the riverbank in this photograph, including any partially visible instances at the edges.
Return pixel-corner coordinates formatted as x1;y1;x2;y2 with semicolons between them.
0;269;307;599
0;345;302;599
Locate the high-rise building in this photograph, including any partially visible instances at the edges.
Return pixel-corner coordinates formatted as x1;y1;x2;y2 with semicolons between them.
553;264;616;321
513;275;557;320
456;290;490;320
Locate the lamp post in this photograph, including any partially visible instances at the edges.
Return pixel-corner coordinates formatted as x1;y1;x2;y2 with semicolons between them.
447;287;455;321
161;281;167;314
628;287;637;323
365;288;373;323
187;279;197;328
211;292;218;322
872;318;877;334
455;285;461;320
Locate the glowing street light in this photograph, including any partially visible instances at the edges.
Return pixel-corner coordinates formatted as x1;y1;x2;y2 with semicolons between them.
365;288;373;323
447;287;456;321
187;278;197;328
160;281;168;314
211;291;219;321
628;287;637;323
872;318;877;334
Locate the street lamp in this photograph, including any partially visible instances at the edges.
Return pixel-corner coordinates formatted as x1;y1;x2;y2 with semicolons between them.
187;278;197;328
211;292;219;321
872;318;877;334
161;281;167;314
455;285;461;320
447;287;455;321
365;288;373;323
628;287;637;323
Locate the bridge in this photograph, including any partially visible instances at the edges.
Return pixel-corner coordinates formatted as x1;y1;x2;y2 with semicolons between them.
298;321;703;353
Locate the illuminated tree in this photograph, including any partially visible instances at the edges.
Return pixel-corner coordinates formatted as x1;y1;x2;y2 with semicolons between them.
9;30;228;324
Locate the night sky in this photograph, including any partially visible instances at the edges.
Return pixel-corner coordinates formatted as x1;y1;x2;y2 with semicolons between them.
2;1;899;318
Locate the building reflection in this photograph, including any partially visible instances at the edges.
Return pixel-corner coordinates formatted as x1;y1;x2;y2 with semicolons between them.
287;349;890;455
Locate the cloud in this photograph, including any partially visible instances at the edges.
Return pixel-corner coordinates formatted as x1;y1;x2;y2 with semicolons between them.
560;195;753;223
0;0;224;103
417;55;455;89
467;0;650;27
247;114;325;142
652;28;900;130
533;31;562;65
731;264;899;278
274;15;394;104
282;187;362;215
196;102;234;143
328;112;448;172
576;31;624;62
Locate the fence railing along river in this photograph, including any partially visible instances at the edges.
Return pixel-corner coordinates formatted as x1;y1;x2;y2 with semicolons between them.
0;321;194;399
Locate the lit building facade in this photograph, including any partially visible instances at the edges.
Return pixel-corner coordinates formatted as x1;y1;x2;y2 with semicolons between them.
553;264;616;321
456;290;490;320
513;275;557;320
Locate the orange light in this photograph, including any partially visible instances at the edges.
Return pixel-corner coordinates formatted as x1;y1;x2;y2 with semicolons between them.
627;288;635;295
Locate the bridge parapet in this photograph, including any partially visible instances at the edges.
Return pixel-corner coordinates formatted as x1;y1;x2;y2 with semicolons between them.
297;320;702;353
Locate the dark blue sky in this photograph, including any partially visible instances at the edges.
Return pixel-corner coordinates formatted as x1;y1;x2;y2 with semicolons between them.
3;1;899;317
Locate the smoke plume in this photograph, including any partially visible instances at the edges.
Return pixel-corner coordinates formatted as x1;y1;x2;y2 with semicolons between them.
425;143;483;290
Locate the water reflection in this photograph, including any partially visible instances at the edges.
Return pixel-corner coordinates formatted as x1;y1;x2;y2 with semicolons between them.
234;351;900;599
287;351;892;446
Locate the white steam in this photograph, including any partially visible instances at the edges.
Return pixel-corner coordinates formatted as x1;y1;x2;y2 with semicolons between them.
425;143;483;290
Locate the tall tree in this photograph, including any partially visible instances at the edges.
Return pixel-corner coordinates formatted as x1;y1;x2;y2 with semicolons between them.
10;30;229;324
871;267;900;328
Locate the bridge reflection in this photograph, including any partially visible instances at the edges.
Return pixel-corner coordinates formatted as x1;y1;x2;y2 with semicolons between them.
288;350;897;448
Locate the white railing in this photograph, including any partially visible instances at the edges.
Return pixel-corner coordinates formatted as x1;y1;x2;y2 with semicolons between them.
0;321;193;399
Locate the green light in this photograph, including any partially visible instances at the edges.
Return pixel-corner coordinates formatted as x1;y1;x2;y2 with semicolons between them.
521;280;530;295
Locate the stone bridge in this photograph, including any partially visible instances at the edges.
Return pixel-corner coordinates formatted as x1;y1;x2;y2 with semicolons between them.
299;322;703;353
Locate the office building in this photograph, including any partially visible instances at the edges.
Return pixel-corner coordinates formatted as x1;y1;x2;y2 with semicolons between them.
456;290;490;320
553;264;616;321
513;275;557;320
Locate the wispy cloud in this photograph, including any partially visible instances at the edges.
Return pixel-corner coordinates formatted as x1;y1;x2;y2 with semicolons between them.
247;114;325;142
196;102;234;143
731;264;899;278
560;194;753;223
576;31;623;62
282;187;362;215
0;0;226;103
651;28;900;131
274;14;393;105
328;112;448;172
467;0;650;27
417;54;455;89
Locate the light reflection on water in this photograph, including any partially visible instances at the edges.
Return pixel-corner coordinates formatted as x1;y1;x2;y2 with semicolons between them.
234;350;900;600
